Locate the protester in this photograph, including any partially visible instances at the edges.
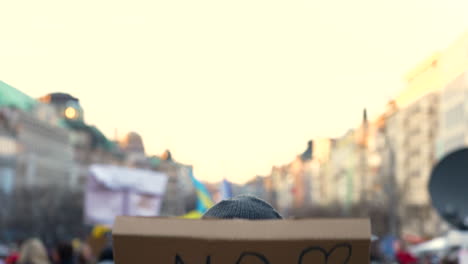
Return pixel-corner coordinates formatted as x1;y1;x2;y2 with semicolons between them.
5;241;22;264
96;247;113;264
202;195;283;220
17;238;50;264
395;241;418;264
440;257;457;264
5;251;19;264
440;247;459;264
76;244;92;264
419;253;437;264
370;240;383;264
53;243;75;264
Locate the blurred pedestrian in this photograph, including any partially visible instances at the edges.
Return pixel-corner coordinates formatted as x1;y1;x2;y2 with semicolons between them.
370;237;383;264
76;244;92;264
395;241;418;264
441;247;459;264
420;253;432;264
440;257;457;264
96;247;113;264
0;247;7;264
202;195;283;220
52;243;75;264
5;252;19;264
17;238;50;264
5;241;22;264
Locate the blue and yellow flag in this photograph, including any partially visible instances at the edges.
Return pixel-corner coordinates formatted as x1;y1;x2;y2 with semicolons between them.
181;210;204;219
189;167;214;214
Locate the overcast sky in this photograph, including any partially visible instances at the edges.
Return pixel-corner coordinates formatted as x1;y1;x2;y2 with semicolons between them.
1;0;468;183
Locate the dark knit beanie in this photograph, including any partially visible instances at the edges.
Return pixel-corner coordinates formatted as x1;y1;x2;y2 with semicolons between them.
202;195;283;220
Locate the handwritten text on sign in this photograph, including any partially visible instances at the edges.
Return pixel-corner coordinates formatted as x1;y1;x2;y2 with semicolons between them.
175;243;352;264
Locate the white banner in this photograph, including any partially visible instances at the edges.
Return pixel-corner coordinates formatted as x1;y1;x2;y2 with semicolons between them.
85;165;168;226
128;193;163;217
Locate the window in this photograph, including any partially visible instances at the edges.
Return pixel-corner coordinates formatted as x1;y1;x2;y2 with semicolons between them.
445;103;464;128
409;126;421;136
0;136;17;156
410;170;420;178
408;148;420;157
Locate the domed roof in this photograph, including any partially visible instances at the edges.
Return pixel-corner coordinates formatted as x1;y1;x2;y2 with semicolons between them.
120;132;145;154
40;93;79;104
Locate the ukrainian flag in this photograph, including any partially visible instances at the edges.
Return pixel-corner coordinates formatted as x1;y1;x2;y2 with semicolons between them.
181;168;214;219
181;210;203;219
191;168;214;212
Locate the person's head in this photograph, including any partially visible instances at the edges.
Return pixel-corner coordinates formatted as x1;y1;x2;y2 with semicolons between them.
54;242;74;263
18;238;50;264
98;247;113;262
202;195;282;220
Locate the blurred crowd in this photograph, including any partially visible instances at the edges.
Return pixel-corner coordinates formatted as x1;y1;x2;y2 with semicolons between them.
370;239;463;264
0;195;465;264
0;238;113;264
0;235;461;264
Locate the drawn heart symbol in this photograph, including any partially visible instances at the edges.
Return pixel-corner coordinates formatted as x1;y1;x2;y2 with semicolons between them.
297;243;352;264
236;252;270;264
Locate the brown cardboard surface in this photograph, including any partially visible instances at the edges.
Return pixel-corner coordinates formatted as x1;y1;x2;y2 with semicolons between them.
113;216;371;264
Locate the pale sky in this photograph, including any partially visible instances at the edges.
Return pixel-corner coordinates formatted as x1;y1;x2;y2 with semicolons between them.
1;0;468;183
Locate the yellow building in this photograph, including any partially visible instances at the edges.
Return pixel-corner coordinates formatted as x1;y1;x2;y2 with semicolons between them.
437;31;468;157
439;31;468;86
396;52;443;108
387;31;468;237
396;31;468;109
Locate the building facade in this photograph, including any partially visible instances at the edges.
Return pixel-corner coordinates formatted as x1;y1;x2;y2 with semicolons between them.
156;158;198;217
437;33;468;158
0;106;76;243
381;44;461;237
307;138;334;206
119;132;149;168
328;130;360;212
389;33;468;237
387;93;441;237
241;175;268;201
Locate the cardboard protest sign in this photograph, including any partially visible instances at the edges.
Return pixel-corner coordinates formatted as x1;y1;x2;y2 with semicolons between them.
113;216;371;264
